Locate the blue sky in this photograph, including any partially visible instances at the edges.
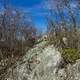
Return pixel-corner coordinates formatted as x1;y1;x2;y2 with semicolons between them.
11;0;42;7
8;0;48;32
0;0;79;32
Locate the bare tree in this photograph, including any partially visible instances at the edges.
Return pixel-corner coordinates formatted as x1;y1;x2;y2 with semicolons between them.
0;0;37;58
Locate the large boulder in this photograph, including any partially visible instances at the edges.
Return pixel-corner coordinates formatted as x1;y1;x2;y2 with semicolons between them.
4;41;62;80
2;41;80;80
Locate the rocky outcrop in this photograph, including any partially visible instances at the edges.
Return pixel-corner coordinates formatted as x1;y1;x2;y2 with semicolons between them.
2;41;80;80
57;60;80;80
3;41;62;80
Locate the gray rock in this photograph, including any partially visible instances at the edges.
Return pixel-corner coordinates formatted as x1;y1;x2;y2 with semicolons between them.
3;41;80;80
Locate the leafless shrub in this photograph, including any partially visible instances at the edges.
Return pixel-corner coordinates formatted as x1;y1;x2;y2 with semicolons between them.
0;1;37;78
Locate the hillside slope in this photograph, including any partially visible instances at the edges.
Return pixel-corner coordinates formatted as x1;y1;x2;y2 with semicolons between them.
3;41;80;80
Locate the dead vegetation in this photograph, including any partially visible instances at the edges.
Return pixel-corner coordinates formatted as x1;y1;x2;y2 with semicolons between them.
0;0;37;79
47;0;80;64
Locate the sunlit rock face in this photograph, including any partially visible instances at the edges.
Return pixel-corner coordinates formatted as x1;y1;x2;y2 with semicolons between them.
5;41;80;80
31;45;62;80
5;41;62;80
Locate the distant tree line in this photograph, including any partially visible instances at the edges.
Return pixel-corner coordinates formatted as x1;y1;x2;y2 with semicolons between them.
47;0;80;48
0;0;37;60
47;0;80;63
